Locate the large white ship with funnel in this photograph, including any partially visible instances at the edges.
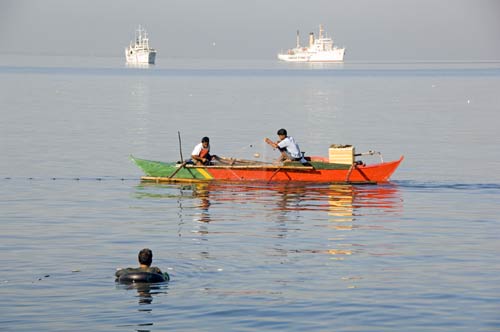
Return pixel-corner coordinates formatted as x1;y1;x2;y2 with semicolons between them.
278;25;345;62
125;25;156;64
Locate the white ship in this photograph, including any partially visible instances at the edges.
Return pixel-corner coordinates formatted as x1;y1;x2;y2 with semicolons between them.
278;25;345;62
125;25;156;64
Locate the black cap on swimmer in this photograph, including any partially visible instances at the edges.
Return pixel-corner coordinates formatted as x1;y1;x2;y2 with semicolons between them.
202;137;209;143
277;129;287;136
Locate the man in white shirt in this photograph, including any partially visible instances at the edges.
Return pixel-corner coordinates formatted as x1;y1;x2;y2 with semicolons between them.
191;136;216;165
265;129;307;164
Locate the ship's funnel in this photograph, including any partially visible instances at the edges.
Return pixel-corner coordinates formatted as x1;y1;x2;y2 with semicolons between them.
309;32;314;48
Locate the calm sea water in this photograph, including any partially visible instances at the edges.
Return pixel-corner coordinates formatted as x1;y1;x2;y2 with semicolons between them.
1;55;499;331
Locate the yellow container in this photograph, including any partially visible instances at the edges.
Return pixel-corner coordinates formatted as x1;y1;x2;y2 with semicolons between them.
328;145;354;164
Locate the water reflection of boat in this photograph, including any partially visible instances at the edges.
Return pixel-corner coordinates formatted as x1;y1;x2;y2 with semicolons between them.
193;183;211;223
135;182;400;215
328;185;355;222
327;184;402;226
134;182;402;259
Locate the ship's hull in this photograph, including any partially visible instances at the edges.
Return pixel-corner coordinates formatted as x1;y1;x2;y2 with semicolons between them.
125;49;156;64
131;155;403;184
278;48;345;63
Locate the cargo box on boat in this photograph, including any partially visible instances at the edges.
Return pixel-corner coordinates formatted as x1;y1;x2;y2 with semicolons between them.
329;145;354;164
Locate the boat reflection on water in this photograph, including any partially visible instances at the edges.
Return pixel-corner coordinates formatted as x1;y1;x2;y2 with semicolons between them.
135;181;401;227
323;184;403;258
328;185;355;223
192;183;211;223
327;184;402;222
134;182;402;258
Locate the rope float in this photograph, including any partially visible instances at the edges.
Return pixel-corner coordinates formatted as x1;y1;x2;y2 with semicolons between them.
3;177;136;181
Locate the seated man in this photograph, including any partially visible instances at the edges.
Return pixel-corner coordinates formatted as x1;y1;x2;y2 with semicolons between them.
265;128;307;163
115;248;169;281
191;136;217;165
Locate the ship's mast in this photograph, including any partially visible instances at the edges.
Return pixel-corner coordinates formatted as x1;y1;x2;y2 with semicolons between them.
319;24;324;39
144;31;149;49
136;25;142;45
296;30;300;48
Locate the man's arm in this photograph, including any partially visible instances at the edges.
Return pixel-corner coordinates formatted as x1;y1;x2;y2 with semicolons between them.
115;268;129;278
191;154;204;163
151;266;163;274
265;137;278;149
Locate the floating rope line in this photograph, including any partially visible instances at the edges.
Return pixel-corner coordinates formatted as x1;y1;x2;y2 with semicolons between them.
2;177;138;182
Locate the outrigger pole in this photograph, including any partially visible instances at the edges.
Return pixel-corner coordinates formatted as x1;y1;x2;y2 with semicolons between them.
169;131;195;179
178;131;184;162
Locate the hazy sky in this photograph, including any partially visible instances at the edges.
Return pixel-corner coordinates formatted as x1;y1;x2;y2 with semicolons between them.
1;0;499;61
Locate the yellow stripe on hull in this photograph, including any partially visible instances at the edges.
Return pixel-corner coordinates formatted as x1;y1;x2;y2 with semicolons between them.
196;168;213;180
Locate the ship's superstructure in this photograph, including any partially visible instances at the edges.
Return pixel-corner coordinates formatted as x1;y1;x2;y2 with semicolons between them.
278;25;345;62
125;25;156;64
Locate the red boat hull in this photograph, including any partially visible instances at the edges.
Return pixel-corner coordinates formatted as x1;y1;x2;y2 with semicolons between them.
133;155;404;184
205;156;404;183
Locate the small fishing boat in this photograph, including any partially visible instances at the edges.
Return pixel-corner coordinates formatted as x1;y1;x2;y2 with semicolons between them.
131;145;403;184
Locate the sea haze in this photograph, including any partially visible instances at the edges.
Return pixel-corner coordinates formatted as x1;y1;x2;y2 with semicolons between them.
1;55;499;331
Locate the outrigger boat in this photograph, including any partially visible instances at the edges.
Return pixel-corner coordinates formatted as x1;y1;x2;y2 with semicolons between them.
131;145;403;184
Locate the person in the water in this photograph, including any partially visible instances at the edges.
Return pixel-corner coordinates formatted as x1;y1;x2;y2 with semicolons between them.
115;248;169;281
